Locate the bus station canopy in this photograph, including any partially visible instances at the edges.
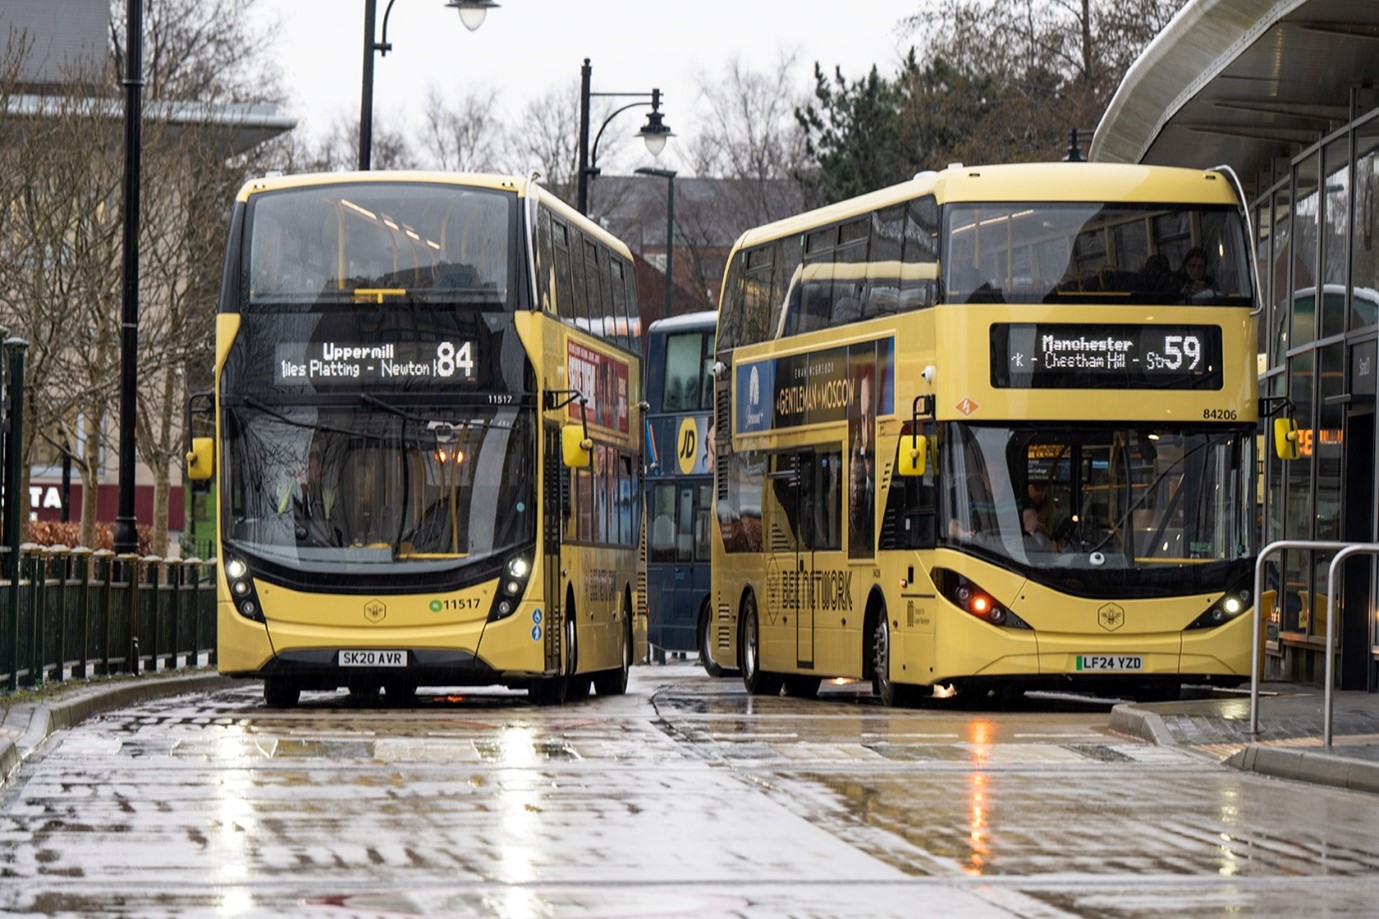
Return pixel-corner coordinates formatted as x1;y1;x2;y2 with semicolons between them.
1091;0;1379;191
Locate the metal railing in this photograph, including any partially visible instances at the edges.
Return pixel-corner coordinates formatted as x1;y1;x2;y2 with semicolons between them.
1;544;217;693
1321;543;1379;746
1250;539;1379;745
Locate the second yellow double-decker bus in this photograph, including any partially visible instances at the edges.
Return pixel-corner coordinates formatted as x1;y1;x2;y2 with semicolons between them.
708;162;1259;704
188;172;641;707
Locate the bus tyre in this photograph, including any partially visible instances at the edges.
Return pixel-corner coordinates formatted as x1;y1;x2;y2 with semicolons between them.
593;597;632;696
384;677;418;705
698;606;724;678
740;594;784;696
529;675;566;706
564;599;591;703
263;677;299;708
872;614;914;708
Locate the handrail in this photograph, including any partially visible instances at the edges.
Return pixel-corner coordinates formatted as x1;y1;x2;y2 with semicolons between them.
1250;539;1354;734
1323;543;1379;746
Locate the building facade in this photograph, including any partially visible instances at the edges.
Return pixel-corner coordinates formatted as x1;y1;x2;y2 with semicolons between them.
1093;0;1379;690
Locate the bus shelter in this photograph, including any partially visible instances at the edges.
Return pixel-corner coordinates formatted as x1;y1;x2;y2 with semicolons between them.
1093;0;1379;691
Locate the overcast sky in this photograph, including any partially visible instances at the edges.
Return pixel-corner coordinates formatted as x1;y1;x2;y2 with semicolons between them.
250;0;920;172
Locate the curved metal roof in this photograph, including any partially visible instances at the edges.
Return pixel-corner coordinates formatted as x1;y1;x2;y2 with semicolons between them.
1091;0;1379;193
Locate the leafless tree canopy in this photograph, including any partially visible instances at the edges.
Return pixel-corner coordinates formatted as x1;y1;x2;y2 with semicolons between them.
0;0;287;554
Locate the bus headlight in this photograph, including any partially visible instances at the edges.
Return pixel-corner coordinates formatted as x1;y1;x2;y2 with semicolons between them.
934;568;1030;630
489;554;534;621
1186;585;1252;631
224;555;265;623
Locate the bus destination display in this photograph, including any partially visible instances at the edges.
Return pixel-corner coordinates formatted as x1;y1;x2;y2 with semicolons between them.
991;323;1222;390
274;339;479;386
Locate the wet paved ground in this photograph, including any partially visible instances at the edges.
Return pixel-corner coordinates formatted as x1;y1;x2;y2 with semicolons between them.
3;665;1379;917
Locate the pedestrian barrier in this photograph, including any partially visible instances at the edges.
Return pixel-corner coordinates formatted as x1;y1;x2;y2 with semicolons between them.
1251;539;1379;744
0;545;217;693
1322;544;1379;746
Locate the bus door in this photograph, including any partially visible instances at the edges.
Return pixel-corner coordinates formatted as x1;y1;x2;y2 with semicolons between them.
671;479;713;649
541;424;565;673
647;477;708;653
766;454;806;668
769;451;838;670
799;450;842;670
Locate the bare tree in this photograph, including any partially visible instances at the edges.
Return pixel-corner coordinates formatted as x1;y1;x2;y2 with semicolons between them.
691;52;808;189
419;85;503;171
0;0;290;553
0;35;124;549
504;85;581;200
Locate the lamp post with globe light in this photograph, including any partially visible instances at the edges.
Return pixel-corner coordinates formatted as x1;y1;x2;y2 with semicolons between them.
359;0;498;170
576;58;672;215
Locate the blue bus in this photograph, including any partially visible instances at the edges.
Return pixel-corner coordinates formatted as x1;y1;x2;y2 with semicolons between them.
642;312;722;674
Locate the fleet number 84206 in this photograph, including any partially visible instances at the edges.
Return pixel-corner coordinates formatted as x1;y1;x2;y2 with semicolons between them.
1203;408;1238;420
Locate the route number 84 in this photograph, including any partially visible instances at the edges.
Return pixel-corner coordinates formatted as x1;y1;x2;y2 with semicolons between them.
435;341;474;378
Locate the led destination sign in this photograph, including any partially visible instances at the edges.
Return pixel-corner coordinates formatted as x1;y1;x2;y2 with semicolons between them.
274;339;479;386
991;323;1222;390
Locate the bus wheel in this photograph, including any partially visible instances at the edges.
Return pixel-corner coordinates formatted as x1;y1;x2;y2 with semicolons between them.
263;677;299;708
384;677;418;706
872;613;913;708
593;598;632;696
564;600;591;703
529;675;566;706
698;605;724;678
740;594;783;696
1133;681;1182;703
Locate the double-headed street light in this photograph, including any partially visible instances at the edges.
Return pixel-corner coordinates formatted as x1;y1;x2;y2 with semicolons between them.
359;0;498;170
635;167;676;321
576;58;673;215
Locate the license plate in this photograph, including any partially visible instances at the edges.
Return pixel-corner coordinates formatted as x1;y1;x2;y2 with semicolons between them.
1077;654;1143;671
339;649;407;667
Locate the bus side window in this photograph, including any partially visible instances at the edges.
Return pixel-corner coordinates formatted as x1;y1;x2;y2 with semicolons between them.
650;482;676;562
694;484;712;561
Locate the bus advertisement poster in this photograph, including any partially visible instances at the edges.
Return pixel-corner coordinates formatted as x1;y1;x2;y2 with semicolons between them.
735;337;894;435
567;340;629;433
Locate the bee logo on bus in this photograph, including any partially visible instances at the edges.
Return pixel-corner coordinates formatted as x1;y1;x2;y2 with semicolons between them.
364;599;387;623
1098;603;1126;632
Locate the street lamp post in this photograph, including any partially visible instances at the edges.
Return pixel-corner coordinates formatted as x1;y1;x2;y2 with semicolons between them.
113;0;143;556
635;167;676;321
359;0;498;171
576;58;672;215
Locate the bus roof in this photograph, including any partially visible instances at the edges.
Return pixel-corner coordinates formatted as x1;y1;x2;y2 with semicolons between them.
234;170;635;260
647;310;718;334
728;161;1243;252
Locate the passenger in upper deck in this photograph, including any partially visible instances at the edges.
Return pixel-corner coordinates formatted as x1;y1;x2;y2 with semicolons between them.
1171;247;1215;299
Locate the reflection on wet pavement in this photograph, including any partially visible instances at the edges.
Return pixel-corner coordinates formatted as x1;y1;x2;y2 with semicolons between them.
3;664;1379;917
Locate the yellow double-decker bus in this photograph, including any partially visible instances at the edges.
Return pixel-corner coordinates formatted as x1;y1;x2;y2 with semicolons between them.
708;162;1259;704
187;172;640;707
